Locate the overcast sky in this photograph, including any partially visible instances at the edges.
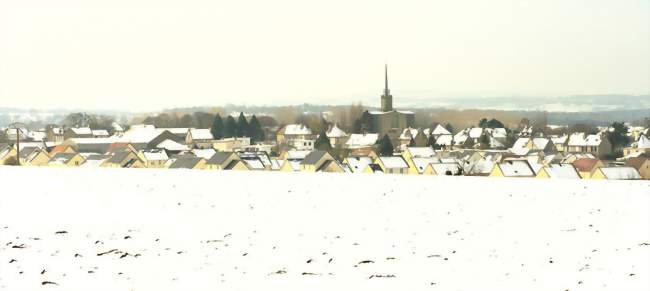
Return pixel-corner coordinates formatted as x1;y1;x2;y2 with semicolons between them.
1;0;648;111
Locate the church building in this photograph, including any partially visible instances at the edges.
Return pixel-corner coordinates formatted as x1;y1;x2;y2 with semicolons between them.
367;65;415;138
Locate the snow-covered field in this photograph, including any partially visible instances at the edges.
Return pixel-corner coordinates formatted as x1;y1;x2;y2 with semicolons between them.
0;167;649;291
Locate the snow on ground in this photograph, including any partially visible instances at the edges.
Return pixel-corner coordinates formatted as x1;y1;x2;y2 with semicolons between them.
0;167;649;291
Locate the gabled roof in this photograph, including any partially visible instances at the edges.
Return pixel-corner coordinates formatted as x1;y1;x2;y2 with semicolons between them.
282;124;312;135
636;135;650;149
511;138;530;149
412;157;440;173
346;133;379;147
106;151;134;164
431;163;462;175
156;139;189;151
625;157;649;171
92;129;110;136
301;150;329;165
405;147;435;158
468;128;483;139
284;150;311;159
532;138;551;150
168;156;204;169
544;164;581;179
497;160;535;177
345;156;372;173
572;158;601;172
326;124;347;138
189;129;214;140
49;152;80;164
206;151;236;165
435;135;453;146
192;148;216;159
432;124;451;135
599;167;641;180
378;156;408;169
69;127;92;135
142;149;169;161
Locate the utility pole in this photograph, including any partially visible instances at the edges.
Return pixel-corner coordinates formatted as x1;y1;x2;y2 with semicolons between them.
10;122;25;166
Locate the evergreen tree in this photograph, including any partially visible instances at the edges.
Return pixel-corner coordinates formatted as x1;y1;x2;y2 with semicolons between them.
236;112;249;137
487;118;505;128
314;128;332;151
607;121;629;157
444;123;454;134
248;115;265;143
479;118;488;128
210;114;224;140
377;134;394;156
223;116;237;138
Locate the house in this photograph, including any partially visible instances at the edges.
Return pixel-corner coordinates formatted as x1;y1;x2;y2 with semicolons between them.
409;157;440;175
48;152;85;167
348;148;379;160
276;124;314;145
536;164;581;179
280;159;302;172
463;156;496;176
428;162;463;176
591;167;642;180
186;129;214;149
49;144;77;156
375;156;409;174
101;150;145;168
571;158;604;179
63;127;93;140
434;135;453;149
625;157;650;180
345;133;379;149
551;135;569;153
45;127;65;142
205;152;248;170
300;150;343;173
278;150;311;161
343;156;373;173
91;129;110;138
431;124;451;138
489;160;536;178
238;151;273;170
0;144;18;165
18;147;50;166
213;137;251;152
399;128;427;148
80;154;111;167
138;149;169;168
326;124;348;147
286;138;315;151
363;163;384;174
168;156;207;169
623;135;650;157
567;133;612;157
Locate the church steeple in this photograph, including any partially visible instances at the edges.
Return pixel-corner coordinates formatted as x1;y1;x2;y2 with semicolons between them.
381;63;393;112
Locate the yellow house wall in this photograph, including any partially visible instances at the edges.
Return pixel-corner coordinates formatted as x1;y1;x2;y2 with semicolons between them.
536;168;550;178
590;169;606;179
489;165;504;177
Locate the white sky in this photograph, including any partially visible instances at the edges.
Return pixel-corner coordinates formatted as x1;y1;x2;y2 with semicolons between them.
1;0;648;111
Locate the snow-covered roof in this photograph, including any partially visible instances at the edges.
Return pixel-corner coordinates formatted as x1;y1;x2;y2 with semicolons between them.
243;157;266;170
568;133;586;146
284;150;311;160
466;158;495;175
405;147;435;158
192;148;216;159
435;135;453;146
399;128;419;140
635;135;650;149
345;156;372;173
490;128;507;138
283;124;312;135
51;127;64;135
111;122;124;132
269;158;281;170
412;157;439;173
468;128;483;139
142;149;169;161
431;163;462;175
585;134;603;146
532;138;551;150
511;138;529;149
378;156;408;169
599;167;641;180
545;164;580;179
326;124;347;138
27;131;47;141
156;139;190;151
497;160;535;177
69;127;92;135
432;124;451;135
68;137;118;144
346;133;379;148
92;129;110;137
189;129;213;140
